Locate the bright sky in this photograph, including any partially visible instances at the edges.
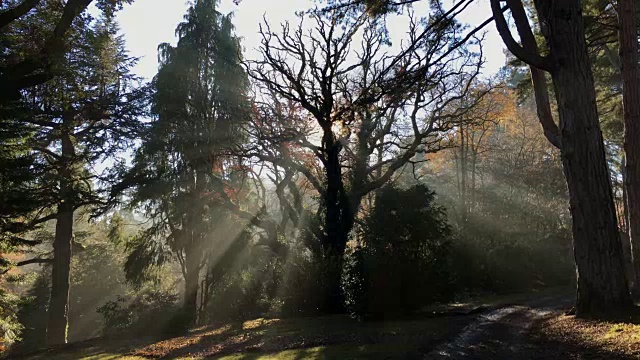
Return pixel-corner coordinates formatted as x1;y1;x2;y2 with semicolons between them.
116;0;507;81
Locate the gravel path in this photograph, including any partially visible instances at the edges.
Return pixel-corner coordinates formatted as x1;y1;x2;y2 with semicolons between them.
425;295;572;359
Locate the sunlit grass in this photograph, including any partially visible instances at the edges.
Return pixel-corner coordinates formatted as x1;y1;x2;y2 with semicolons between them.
604;323;640;341
538;312;640;357
217;343;415;359
242;318;280;331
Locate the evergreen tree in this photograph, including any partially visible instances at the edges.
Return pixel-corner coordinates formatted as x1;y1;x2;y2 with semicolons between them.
124;0;249;327
1;11;147;344
0;0;135;101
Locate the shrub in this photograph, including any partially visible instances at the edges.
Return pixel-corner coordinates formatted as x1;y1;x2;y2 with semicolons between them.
343;185;454;319
274;250;340;317
97;288;179;336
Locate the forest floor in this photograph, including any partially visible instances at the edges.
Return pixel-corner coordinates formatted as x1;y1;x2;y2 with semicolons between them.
11;288;640;359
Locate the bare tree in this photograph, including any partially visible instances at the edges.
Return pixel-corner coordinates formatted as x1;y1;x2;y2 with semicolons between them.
245;11;486;311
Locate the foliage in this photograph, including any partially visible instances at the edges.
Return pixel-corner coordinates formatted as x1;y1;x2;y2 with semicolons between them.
274;251;344;317
451;218;573;293
13;270;50;352
0;286;23;349
0;6;147;284
343;185;454;319
4;211;180;353
96;289;180;336
422;91;574;293
121;0;251;326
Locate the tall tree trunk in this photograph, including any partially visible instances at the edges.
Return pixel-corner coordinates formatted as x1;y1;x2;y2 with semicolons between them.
459;126;468;223
183;167;207;325
471;132;478;214
324;145;344;255
47;130;74;345
199;263;213;322
321;123;371;313
494;0;633;315
622;160;637;293
620;0;640;298
538;0;632;314
321;138;347;313
183;244;200;325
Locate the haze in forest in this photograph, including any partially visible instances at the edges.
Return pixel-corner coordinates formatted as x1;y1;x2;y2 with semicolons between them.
1;0;640;359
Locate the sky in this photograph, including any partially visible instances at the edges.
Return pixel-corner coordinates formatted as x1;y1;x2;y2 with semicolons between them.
115;0;508;81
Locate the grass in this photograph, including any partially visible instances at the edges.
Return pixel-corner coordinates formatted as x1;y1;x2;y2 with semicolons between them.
12;288;571;360
14;315;470;360
216;343;419;360
533;312;640;359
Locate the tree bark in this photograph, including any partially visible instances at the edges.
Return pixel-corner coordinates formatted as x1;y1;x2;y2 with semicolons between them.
321;130;348;313
183;247;200;325
182;168;206;325
47;130;74;345
324;144;345;257
619;0;640;298
494;0;633;315
459;126;468;223
622;160;637;292
537;0;632;314
320;124;371;313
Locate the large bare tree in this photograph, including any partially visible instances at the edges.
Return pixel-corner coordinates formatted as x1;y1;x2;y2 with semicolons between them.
246;11;486;311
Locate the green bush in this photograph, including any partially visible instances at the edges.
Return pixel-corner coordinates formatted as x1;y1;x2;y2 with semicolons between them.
343;185;454;319
97;289;179;336
0;288;23;351
12;271;49;353
276;252;343;317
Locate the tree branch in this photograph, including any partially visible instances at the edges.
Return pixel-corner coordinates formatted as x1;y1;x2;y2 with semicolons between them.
0;0;40;29
1;257;53;274
490;0;556;72
506;0;561;148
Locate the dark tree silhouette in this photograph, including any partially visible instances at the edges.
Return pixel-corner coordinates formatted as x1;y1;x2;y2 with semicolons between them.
491;0;632;315
247;10;486;311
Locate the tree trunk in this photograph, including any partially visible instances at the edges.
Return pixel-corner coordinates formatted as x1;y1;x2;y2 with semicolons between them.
181;167;208;325
471;131;478;214
183;246;200;325
458;126;468;223
622;160;637;293
47;131;74;345
619;0;640;298
319;127;348;313
537;0;632;314
324;144;345;255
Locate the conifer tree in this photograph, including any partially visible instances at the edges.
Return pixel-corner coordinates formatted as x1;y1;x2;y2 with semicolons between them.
124;0;249;326
1;11;147;344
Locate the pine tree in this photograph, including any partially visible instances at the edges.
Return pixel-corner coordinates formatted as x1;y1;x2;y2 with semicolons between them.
124;0;249;327
1;11;147;344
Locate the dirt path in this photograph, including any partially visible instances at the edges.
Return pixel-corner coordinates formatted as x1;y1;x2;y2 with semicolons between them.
425;295;572;359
